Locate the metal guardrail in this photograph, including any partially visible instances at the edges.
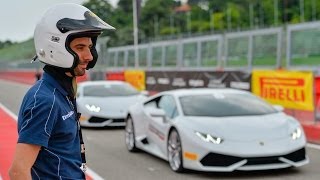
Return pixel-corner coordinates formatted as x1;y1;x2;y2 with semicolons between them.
3;21;320;72
101;21;320;71
286;21;320;70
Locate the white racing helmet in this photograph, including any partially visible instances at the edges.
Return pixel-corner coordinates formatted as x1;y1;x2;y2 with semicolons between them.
34;3;115;69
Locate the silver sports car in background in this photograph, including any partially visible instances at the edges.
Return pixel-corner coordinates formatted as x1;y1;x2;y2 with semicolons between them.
77;81;147;127
125;88;309;172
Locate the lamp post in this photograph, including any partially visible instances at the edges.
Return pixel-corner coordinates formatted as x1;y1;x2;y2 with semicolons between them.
274;0;278;26
300;0;305;22
133;0;139;68
154;15;159;38
187;11;191;35
312;0;316;21
209;9;214;33
97;36;110;67
249;3;254;29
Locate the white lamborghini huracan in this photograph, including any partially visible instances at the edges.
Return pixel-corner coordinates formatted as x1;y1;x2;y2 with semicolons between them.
125;88;309;172
77;81;147;127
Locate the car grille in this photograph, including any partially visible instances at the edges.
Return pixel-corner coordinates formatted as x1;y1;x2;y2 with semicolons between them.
245;156;281;165
200;148;306;167
283;148;306;162
88;117;125;123
200;153;242;167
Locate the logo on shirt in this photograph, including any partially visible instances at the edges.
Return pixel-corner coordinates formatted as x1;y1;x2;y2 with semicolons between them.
62;111;74;120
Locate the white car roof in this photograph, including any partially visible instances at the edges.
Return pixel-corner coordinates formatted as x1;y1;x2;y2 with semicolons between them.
78;80;128;87
162;88;250;97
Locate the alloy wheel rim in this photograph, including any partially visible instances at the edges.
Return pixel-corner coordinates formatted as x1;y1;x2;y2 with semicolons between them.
168;131;181;171
125;119;134;150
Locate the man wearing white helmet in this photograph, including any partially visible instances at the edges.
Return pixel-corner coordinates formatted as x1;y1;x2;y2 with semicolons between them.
9;3;115;179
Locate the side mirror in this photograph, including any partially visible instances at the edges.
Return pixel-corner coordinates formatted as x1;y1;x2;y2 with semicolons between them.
140;90;149;96
273;105;284;112
148;108;166;117
146;107;167;123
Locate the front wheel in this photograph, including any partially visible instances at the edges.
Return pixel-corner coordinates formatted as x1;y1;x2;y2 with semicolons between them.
125;117;138;152
167;129;184;172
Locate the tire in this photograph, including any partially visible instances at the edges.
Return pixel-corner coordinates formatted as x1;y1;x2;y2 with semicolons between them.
125;116;138;152
167;129;184;172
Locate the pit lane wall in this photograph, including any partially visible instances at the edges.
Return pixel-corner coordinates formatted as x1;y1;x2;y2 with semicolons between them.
0;70;88;84
1;69;319;143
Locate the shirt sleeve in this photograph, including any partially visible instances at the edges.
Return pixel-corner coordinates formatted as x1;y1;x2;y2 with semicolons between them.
18;93;57;148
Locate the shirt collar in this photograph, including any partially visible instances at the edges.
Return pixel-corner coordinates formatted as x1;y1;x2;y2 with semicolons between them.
42;72;69;96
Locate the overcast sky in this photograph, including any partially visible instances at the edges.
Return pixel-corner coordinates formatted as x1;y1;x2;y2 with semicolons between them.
0;0;118;42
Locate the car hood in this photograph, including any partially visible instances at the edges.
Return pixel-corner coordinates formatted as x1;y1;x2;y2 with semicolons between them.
78;95;146;116
181;113;296;141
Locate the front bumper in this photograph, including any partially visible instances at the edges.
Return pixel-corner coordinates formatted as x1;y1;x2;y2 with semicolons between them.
80;116;125;127
196;148;309;172
181;130;308;172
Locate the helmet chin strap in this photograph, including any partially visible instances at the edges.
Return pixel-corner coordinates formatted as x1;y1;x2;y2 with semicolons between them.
67;68;78;98
67;53;80;77
64;68;76;77
69;68;76;77
65;68;77;98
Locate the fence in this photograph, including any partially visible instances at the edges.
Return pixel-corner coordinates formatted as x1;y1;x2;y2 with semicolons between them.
286;21;320;69
2;21;320;72
100;21;320;71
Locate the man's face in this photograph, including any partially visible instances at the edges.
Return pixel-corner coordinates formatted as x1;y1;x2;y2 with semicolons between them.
69;37;93;76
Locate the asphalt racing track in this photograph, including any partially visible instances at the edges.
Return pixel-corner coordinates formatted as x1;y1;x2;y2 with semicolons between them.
1;78;320;180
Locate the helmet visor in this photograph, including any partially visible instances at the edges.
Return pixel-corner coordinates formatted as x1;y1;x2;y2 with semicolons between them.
57;11;115;33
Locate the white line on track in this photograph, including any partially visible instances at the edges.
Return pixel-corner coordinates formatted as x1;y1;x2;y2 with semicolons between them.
0;102;18;120
0;102;105;180
86;168;105;180
307;143;320;150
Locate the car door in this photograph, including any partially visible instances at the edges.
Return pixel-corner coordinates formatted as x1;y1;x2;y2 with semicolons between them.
139;97;160;138
147;95;179;156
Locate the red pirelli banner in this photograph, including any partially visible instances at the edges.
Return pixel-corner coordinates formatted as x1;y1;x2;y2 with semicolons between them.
252;70;314;111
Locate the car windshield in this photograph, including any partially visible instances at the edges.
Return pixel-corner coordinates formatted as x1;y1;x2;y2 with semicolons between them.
179;93;277;117
83;83;139;97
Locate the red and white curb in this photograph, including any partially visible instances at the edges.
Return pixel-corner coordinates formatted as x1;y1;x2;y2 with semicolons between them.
0;102;104;180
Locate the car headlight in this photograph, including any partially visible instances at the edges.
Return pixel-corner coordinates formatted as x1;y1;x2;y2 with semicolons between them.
291;127;302;140
85;104;101;112
195;131;223;144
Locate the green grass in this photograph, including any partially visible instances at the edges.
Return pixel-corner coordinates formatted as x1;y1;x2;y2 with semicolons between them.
202;59;218;66
225;57;281;67
226;59;248;66
291;56;320;66
0;39;35;61
252;57;277;66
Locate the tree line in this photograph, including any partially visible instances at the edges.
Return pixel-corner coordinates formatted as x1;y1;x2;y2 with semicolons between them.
1;0;318;49
83;0;319;47
0;41;15;49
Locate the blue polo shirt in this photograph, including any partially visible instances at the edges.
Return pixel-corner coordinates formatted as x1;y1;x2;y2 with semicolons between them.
17;72;85;179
